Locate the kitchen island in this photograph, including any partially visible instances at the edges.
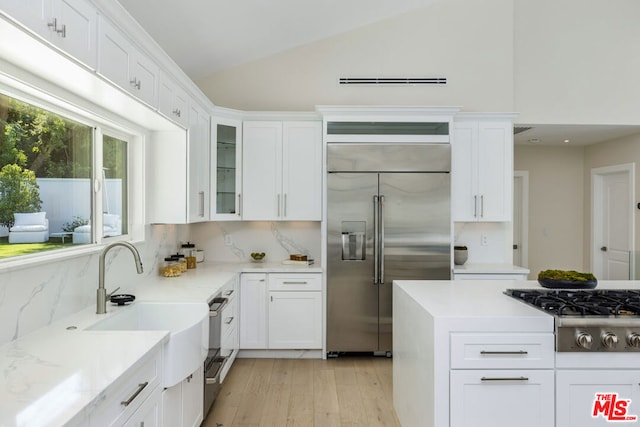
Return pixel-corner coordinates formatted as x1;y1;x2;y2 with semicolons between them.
393;279;640;427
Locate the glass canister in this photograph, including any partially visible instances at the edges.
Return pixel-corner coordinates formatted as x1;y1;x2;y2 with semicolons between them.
179;242;196;256
174;253;187;273
186;250;197;269
161;257;182;277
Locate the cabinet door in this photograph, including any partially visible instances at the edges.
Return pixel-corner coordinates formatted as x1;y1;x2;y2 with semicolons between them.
282;121;322;220
477;121;512;221
130;49;158;106
450;370;554;427
158;72;189;127
557;370;640;426
452;122;479;221
268;291;322;349
187;103;210;222
182;367;204;427
239;273;268;349
0;0;51;38
124;385;162;427
211;118;242;220
242;121;282;220
98;16;133;89
54;0;96;68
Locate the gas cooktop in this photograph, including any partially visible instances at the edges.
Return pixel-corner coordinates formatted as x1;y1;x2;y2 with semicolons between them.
505;288;640;352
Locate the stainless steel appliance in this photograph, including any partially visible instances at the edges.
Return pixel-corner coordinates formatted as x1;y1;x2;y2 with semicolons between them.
327;143;451;354
505;288;640;352
203;295;228;416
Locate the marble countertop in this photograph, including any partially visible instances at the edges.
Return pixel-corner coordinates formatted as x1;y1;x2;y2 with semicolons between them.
0;261;321;427
452;263;530;274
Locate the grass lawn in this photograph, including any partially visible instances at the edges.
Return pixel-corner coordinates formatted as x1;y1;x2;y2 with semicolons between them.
0;236;73;259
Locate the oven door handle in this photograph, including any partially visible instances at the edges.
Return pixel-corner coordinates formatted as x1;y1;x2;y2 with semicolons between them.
209;297;229;317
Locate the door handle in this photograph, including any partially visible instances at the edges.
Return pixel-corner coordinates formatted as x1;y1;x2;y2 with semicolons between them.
601;246;608;252
379;195;385;284
373;195;379;285
513;244;518;250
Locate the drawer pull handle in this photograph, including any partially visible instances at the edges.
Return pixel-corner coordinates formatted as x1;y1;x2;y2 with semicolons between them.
225;316;234;325
481;377;529;382
480;350;528;355
282;281;308;285
121;382;148;406
225;290;234;296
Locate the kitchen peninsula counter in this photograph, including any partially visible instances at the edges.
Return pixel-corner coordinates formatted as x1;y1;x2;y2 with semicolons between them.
0;261;321;427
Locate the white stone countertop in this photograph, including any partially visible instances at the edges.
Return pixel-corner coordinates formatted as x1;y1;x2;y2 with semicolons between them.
394;279;640;333
452;263;530;274
0;261;322;427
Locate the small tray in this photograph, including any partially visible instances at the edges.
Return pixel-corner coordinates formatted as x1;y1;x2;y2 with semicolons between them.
110;294;136;305
538;278;597;289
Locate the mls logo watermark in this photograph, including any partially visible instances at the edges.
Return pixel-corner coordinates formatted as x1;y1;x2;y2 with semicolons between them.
592;393;638;422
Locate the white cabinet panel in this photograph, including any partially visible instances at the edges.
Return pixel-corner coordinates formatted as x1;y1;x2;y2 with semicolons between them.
450;333;554;369
239;273;268;349
124;385;162;427
268;291;322;349
557;370;640;426
242;120;321;221
158;72;189;127
0;0;96;68
98;16;158;106
182;367;204;427
450;370;554;427
452;117;513;222
187;102;210;222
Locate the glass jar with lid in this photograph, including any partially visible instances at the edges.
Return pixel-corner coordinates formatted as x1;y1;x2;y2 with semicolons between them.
161;257;182;277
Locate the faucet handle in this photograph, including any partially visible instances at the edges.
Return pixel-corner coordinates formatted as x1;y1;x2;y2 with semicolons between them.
107;286;121;299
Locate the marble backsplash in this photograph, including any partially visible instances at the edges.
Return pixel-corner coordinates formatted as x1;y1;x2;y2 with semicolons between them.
0;221;321;346
0;224;187;346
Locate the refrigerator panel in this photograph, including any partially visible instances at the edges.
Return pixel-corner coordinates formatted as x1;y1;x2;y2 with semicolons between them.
327;173;380;352
377;173;451;351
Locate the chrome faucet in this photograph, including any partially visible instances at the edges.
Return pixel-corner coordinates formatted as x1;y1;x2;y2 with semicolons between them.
97;241;144;314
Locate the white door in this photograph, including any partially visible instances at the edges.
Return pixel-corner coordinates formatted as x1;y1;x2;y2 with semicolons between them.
592;165;634;280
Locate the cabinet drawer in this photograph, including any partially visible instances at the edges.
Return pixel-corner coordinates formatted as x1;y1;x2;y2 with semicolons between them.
90;348;162;426
220;298;237;342
220;276;238;302
268;273;321;291
450;333;554;369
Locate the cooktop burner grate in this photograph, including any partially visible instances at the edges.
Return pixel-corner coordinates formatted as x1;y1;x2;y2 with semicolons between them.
505;289;640;317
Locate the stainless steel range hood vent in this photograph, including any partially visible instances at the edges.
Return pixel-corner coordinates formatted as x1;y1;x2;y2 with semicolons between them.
338;77;447;86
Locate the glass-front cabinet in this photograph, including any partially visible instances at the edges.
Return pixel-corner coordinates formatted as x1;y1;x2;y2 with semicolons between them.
211;116;242;220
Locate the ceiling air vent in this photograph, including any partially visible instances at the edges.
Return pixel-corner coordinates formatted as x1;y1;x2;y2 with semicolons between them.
339;77;447;86
514;126;533;135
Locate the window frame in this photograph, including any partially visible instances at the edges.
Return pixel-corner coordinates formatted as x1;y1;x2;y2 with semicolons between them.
0;74;146;271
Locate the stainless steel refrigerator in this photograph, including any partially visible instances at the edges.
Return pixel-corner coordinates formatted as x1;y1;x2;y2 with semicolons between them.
326;143;451;354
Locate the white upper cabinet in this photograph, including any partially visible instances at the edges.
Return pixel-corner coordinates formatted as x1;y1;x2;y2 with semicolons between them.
452;115;514;222
187;102;210;223
98;16;158;107
211;117;243;220
147;100;211;224
242;120;322;221
158;71;189;128
0;0;97;68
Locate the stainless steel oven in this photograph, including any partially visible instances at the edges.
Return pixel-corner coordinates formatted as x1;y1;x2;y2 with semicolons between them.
203;294;228;416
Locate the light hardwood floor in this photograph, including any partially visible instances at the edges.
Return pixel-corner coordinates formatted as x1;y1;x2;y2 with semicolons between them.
203;357;401;427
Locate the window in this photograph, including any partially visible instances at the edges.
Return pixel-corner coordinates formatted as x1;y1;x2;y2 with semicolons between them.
0;90;134;260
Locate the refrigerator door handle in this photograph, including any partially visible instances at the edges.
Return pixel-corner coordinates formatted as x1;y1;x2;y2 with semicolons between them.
379;195;385;284
373;195;379;285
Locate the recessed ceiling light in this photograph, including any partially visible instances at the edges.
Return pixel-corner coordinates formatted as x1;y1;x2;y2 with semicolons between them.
528;138;540;143
563;139;570;143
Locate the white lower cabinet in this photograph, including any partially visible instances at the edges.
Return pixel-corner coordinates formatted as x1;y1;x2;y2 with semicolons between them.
162;366;204;427
90;349;162;426
450;370;554;427
557;370;640;426
449;332;554;427
124;385;162;427
240;272;322;350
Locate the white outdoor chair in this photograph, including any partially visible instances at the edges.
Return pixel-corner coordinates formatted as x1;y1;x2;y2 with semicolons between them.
72;213;121;244
8;212;50;243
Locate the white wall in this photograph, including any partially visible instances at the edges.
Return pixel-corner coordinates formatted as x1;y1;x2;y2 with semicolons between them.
196;0;515;112
514;145;585;276
514;0;640;125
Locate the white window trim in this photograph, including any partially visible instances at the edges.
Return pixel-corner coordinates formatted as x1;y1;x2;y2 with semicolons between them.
0;71;146;272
